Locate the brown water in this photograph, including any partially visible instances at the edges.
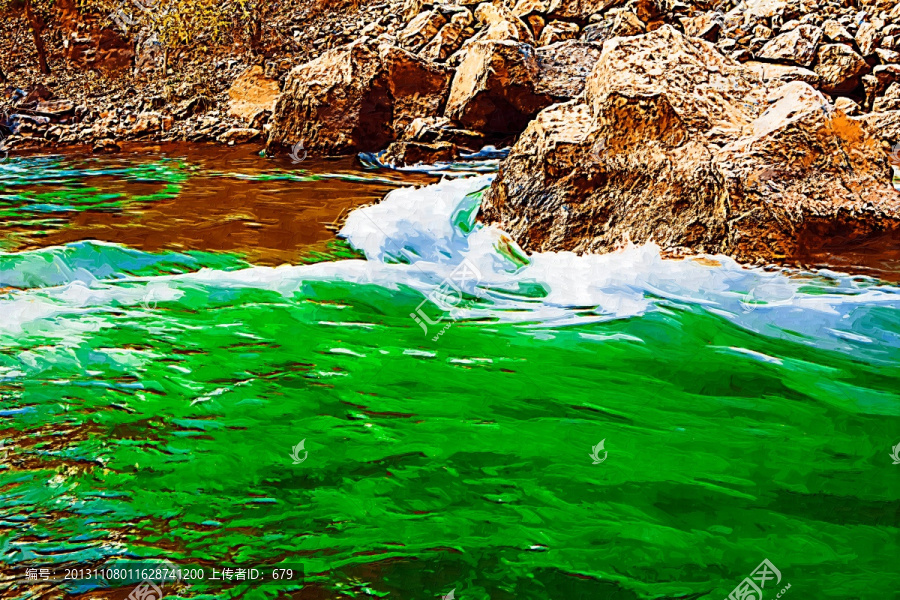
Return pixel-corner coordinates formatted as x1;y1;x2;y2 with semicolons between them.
4;142;436;265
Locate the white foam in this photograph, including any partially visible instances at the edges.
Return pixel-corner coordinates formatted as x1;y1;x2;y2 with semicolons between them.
1;175;899;358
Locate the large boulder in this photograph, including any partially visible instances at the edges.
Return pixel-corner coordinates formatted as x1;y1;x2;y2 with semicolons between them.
268;39;453;155
444;40;554;135
444;38;601;136
481;26;900;265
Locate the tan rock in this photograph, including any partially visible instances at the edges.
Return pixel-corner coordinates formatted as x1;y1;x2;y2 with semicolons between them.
581;21;614;43
398;10;448;52
268;39;453;155
218;128;261;144
822;19;854;44
35;100;75;118
538;21;580;46
875;48;900;64
855;19;882;56
611;9;647;37
874;83;900;111
451;9;474;27
92;138;121;154
420;22;466;61
528;15;546;40
743;0;788;19
227;66;281;123
815;44;870;93
402;0;424;20
481;26;900;266
445;40;554;134
890;2;900;23
834;97;861;115
864;65;900;108
474;2;535;44
381;45;455;134
629;0;667;23
512;0;548;17
853;110;900;146
583;25;763;141
130;112;162;137
681;12;724;42
757;25;823;67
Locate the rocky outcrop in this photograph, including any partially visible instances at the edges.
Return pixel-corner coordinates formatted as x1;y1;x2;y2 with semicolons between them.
481;26;900;265
3;0;900;163
267;39;453;154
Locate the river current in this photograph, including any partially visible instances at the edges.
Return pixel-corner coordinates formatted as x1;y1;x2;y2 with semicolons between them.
0;147;898;599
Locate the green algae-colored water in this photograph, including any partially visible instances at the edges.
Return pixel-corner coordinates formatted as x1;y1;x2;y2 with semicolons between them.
1;149;899;600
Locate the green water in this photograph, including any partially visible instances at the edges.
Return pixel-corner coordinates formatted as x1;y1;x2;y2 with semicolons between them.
1;152;899;600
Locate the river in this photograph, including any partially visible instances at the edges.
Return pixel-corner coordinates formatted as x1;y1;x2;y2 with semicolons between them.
1;145;898;599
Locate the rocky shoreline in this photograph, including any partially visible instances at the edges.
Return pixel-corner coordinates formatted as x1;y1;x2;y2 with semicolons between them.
2;0;900;265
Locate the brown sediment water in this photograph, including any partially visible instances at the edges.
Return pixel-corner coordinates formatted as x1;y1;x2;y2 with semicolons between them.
3;142;436;265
